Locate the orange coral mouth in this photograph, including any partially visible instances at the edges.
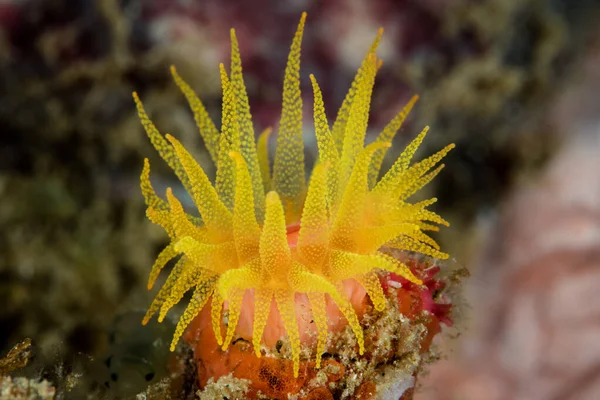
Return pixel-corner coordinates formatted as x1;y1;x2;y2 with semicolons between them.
286;223;301;248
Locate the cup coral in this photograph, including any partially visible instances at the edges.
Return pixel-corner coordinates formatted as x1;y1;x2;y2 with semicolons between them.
133;12;454;383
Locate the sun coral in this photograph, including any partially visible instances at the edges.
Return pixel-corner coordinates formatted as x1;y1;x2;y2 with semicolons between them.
134;12;454;378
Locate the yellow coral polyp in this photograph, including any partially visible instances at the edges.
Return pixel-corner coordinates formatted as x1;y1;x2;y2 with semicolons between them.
134;12;453;378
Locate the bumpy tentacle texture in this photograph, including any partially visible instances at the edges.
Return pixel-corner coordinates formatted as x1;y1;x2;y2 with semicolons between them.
135;12;453;378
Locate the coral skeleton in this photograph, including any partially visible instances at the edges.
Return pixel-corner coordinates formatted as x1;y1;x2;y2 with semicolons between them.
134;12;453;379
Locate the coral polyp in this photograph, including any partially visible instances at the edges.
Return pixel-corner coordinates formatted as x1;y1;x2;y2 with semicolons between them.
134;12;453;378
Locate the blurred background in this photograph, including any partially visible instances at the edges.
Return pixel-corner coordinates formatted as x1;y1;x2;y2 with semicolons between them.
1;0;599;398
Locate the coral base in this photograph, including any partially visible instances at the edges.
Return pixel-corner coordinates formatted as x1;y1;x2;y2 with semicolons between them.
185;256;458;399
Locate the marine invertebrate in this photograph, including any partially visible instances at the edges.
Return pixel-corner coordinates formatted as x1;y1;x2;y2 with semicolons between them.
134;12;453;379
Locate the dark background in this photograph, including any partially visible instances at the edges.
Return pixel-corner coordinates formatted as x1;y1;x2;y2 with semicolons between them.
1;0;599;398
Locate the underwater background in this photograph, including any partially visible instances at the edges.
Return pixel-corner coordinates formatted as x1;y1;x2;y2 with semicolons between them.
1;0;599;398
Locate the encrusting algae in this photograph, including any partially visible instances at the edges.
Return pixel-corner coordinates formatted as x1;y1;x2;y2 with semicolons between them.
133;11;454;385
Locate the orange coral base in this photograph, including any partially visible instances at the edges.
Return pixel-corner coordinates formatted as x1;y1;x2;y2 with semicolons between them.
184;258;449;399
184;305;348;399
184;297;441;400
